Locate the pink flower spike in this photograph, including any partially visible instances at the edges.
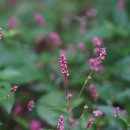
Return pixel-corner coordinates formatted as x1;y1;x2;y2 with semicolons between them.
114;107;120;117
28;100;35;111
92;36;103;46
66;92;73;100
59;52;69;80
89;84;99;101
86;117;94;128
57;115;64;130
10;85;19;92
0;27;2;40
93;110;103;117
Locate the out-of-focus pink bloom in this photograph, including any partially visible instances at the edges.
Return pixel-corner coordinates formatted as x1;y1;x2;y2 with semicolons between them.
85;8;96;18
10;85;19;92
7;16;18;28
67;44;75;53
69;117;79;126
13;105;23;117
93;110;103;117
78;42;86;51
0;27;2;40
86;117;94;128
92;36;103;46
66;92;73;100
57;115;64;130
28;100;35;111
89;84;99;101
49;32;62;46
59;52;69;80
30;120;42;130
93;47;101;54
114;107;120;117
118;0;125;11
34;13;45;26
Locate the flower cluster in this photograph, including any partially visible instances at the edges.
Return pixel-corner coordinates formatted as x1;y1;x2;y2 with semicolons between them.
10;85;19;92
59;52;69;80
57;115;64;130
114;107;120;117
86;117;94;128
28;100;35;111
93;110;103;117
88;48;106;72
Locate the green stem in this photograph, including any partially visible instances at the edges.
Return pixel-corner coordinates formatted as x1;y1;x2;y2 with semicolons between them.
77;71;93;99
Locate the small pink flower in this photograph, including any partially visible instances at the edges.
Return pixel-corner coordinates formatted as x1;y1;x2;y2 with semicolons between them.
93;110;103;117
84;105;89;110
59;52;69;80
66;92;73;100
28;100;35;111
49;32;62;46
30;120;42;130
114;107;120;117
0;27;2;40
88;75;92;80
86;117;94;128
57;115;64;130
34;13;45;26
92;36;103;46
89;84;99;101
78;42;86;51
10;85;19;92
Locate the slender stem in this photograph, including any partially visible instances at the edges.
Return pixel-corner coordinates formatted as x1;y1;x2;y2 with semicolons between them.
64;80;70;130
70;71;93;112
77;71;93;99
78;109;85;121
0;92;11;101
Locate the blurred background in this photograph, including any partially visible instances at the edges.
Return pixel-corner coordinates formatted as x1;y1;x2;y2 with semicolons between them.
0;0;130;129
